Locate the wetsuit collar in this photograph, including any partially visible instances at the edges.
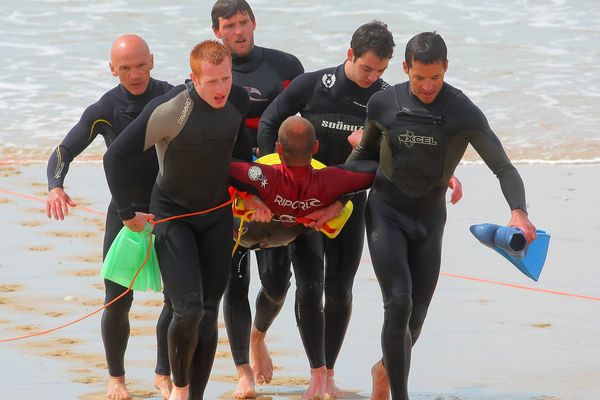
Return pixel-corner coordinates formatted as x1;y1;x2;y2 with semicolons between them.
339;61;363;90
119;78;156;101
232;45;263;73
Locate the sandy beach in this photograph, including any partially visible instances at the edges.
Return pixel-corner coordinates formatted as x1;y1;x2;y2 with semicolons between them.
0;160;598;399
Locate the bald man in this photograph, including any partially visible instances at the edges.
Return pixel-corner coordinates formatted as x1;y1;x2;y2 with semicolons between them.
46;34;173;400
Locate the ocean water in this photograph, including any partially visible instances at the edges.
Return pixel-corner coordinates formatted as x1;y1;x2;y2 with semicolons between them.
1;0;599;163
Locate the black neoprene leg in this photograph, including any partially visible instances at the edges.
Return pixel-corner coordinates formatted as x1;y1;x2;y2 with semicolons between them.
289;231;326;368
155;292;172;376
323;191;366;369
101;206;132;377
253;246;292;332
223;247;252;366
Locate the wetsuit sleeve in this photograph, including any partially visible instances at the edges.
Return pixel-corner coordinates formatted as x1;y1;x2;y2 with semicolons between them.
347;92;387;162
459;101;528;212
103;97;164;220
232;119;253;161
46;102;109;190
469;129;527;212
257;73;313;156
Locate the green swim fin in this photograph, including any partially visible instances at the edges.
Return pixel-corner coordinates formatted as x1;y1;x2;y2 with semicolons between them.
101;224;162;292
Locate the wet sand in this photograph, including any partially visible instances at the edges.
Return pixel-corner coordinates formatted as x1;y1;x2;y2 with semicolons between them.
0;161;598;399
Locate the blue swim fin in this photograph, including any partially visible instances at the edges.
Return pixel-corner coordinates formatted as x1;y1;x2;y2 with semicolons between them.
469;223;550;281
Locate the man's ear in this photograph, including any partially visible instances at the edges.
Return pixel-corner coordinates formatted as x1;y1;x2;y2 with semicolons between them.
312;140;319;155
347;48;355;63
276;142;283;156
109;62;117;77
402;60;409;75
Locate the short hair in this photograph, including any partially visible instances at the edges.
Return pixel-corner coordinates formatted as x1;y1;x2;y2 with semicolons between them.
190;40;231;76
405;31;447;67
211;0;255;30
350;20;395;60
277;116;316;165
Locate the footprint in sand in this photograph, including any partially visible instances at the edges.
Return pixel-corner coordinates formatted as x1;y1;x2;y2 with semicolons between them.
72;377;99;384
15;324;40;332
81;299;103;307
0;298;11;305
45;312;64;318
21;220;44;227
143;299;164;307
532;323;552;328
71;269;99;277
51;231;94;239
45;349;74;358
0;284;22;292
29;245;51;252
73;255;102;263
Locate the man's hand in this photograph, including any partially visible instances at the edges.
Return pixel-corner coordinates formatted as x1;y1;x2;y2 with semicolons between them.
448;175;463;205
302;201;344;231
46;187;77;220
123;212;155;232
347;129;364;149
508;209;537;244
244;195;273;223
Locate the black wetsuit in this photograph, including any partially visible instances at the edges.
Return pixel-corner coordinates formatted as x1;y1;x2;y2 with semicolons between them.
349;82;528;400
222;45;304;367
46;78;172;378
257;63;389;369
103;82;251;397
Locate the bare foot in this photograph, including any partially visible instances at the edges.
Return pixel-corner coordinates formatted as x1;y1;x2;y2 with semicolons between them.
370;360;390;400
249;325;273;384
168;384;189;400
107;375;131;400
154;373;172;400
325;369;344;398
302;366;328;400
233;364;257;399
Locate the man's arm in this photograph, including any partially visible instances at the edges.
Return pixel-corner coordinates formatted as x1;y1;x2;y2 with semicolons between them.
46;102;109;220
464;107;536;242
257;73;312;156
103;100;161;231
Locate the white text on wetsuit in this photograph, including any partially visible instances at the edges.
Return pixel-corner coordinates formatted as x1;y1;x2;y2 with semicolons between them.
274;195;322;210
321;120;363;132
178;97;192;125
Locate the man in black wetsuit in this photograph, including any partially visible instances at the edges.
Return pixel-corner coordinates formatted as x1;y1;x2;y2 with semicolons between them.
349;32;537;400
255;21;396;399
103;40;252;400
210;1;305;398
45;34;173;400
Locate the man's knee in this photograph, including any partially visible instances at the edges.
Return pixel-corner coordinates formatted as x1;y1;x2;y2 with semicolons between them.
383;293;413;324
324;284;353;309
104;287;133;316
295;279;324;307
171;291;204;329
198;299;220;341
260;280;290;305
